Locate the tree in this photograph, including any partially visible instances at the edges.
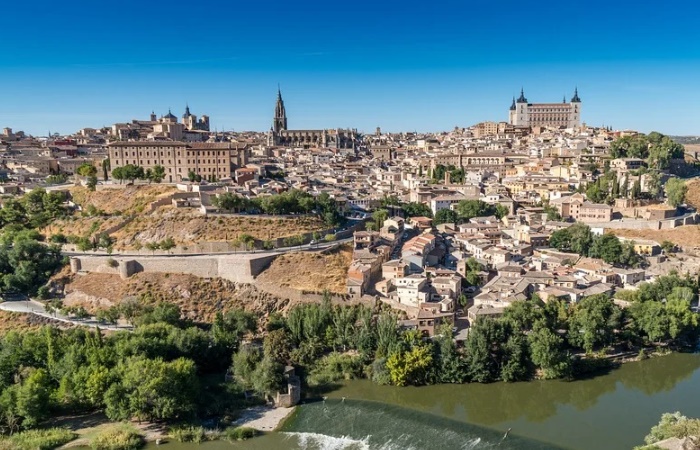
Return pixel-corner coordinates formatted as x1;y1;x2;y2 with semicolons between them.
631;178;642;199
149;165;165;184
464;317;507;383
643;412;700;445
568;294;620;352
434;208;458;225
15;368;52;427
455;200;496;221
402;202;433;218
386;345;433;386
76;163;97;178
590;234;623;265
529;322;571;379
372;209;389;230
665;178;687;207
102;159;110;181
86;175;98;191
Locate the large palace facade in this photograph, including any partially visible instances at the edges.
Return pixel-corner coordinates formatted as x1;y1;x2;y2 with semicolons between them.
509;88;581;128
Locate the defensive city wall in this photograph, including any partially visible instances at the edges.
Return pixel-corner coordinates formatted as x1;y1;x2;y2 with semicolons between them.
69;253;277;284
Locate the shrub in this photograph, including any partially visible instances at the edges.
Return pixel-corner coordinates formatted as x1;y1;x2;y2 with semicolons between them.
225;426;258;441
106;258;119;268
90;424;144;450
324;234;336;242
0;427;77;450
50;233;68;244
37;285;51;300
169;426;207;443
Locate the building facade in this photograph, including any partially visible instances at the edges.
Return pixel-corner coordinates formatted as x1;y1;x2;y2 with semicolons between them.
268;88;358;149
108;141;248;183
509;88;581;128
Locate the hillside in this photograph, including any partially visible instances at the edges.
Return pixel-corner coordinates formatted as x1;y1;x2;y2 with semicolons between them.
69;185;177;215
60;272;293;323
608;226;700;249
111;208;326;249
256;244;353;294
685;178;700;210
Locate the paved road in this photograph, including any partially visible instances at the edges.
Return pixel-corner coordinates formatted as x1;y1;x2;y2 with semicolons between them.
0;299;131;331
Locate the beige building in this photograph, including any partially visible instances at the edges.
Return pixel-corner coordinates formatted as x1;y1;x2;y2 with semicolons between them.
509;88;581;128
550;193;613;223
108;141;248;183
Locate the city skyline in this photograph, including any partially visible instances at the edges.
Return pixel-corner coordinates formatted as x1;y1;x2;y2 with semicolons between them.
1;0;699;136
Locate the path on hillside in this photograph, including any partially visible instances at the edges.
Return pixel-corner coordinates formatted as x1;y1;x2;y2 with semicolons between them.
0;299;131;331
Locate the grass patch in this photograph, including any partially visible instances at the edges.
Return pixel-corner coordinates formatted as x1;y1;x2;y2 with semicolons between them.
224;426;258;441
89;423;144;450
0;428;77;450
168;426;218;443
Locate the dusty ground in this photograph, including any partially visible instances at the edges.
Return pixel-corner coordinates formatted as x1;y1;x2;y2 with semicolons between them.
49;413;167;448
60;272;294;323
111;208;326;249
256;245;352;294
69;185;177;215
0;310;65;333
685;178;700;210
608;226;700;250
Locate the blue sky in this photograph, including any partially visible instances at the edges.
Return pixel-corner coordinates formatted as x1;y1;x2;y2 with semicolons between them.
1;0;699;136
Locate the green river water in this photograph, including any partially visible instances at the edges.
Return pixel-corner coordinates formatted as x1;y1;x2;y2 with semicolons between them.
145;352;700;450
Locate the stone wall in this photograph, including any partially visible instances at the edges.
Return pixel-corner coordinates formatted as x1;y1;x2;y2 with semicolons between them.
587;212;699;231
70;253;278;283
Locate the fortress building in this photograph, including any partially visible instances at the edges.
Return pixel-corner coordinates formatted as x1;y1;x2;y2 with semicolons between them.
268;88;358;149
509;88;581;129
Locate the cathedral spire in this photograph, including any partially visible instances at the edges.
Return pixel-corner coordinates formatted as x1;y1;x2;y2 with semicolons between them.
510;96;516;111
273;86;287;133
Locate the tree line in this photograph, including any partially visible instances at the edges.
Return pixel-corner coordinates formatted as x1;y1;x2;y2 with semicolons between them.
212;190;343;227
0;302;259;434
549;222;641;267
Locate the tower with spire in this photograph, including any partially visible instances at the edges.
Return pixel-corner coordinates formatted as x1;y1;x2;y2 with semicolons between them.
273;86;288;134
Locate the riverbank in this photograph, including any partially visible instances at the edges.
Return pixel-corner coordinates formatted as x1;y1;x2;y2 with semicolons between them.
53;406;295;449
231;405;296;432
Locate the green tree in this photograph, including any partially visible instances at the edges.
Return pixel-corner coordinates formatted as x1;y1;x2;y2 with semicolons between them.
529;322;571;379
455;200;496;221
15;368;52;427
434;208;458;225
386;345;433;386
665;178;687;207
590;234;623;265
568;295;620;352
149;165;166;183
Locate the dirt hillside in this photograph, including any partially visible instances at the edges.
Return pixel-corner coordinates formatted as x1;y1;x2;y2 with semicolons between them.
110;208;326;249
256;245;353;294
608;226;700;249
70;185;177;215
60;272;294;323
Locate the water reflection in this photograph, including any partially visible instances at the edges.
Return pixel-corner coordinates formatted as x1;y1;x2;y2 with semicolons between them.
329;353;700;425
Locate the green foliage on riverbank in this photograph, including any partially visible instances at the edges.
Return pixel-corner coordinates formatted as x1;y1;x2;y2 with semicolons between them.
635;412;700;449
0;427;76;450
89;424;144;450
0;303;260;435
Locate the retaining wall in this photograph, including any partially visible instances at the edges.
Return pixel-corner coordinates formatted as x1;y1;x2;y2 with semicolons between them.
70;253;278;283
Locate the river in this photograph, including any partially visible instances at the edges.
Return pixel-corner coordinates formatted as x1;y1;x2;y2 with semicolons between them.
145;352;700;450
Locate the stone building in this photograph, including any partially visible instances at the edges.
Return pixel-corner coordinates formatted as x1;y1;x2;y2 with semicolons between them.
108;141;248;182
268;88;358;149
509;88;581;128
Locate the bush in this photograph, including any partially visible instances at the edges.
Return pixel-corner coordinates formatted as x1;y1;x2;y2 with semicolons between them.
90;424;144;450
169;426;207;443
49;233;68;244
225;426;258;441
324;234;336;242
37;285;51;300
106;258;119;268
307;352;364;387
0;428;77;450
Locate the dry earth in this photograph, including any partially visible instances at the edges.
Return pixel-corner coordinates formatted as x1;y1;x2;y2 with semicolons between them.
256;244;353;294
60;272;294;323
685;178;700;210
69;185;177;215
608;226;700;250
111;208;326;248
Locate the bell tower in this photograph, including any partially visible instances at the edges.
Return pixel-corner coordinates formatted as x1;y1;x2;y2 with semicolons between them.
272;86;288;133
